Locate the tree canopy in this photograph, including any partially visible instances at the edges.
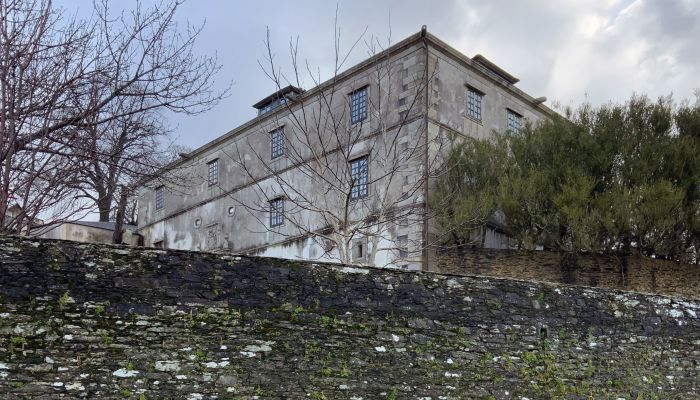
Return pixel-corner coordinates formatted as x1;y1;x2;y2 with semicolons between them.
0;0;226;235
432;94;700;263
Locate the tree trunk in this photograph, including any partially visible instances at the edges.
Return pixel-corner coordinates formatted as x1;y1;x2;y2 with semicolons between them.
112;187;128;244
97;190;112;222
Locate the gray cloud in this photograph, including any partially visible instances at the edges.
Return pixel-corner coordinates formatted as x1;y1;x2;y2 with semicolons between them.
55;0;700;148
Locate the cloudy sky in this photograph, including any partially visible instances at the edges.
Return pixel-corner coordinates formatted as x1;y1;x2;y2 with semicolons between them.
59;0;700;150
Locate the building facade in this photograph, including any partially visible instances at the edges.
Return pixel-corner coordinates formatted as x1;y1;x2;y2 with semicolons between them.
137;28;553;270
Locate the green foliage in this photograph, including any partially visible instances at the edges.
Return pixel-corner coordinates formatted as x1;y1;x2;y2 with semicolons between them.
431;137;506;245
290;305;304;322
10;336;27;350
432;94;700;262
310;391;327;400
339;361;350;378
387;387;399;400
57;291;71;310
101;332;113;345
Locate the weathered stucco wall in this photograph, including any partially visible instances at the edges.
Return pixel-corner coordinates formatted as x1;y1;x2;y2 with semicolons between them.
435;246;700;299
38;223;140;246
1;236;698;399
137;41;429;271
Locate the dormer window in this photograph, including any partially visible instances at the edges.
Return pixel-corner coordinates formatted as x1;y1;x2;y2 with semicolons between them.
258;97;287;116
253;85;305;116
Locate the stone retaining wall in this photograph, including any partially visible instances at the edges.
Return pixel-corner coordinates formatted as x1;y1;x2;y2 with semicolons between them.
0;236;699;399
435;246;700;299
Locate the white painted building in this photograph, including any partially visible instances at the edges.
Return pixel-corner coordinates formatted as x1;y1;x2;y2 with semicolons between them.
137;28;553;270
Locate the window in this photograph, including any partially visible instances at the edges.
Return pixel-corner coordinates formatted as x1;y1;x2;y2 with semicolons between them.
350;87;368;124
467;88;483;122
153;240;163;249
352;238;367;261
398;97;407;107
398;235;409;259
271;127;284;159
269;197;284;227
506;109;523;132
207;159;219;186
350;156;369;199
155;186;164;210
258;97;288;116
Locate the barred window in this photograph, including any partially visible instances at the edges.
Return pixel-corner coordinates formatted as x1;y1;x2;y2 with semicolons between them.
269;197;284;227
350;87;368;124
155;186;164;210
271;127;284;159
467;88;483;122
350;156;369;199
207;159;219;186
507;109;523;132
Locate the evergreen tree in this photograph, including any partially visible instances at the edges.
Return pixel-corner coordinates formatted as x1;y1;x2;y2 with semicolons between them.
432;94;700;263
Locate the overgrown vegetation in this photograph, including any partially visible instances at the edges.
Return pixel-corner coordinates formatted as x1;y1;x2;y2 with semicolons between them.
432;94;700;263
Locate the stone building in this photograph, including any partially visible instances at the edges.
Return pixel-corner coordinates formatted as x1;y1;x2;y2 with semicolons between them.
137;28;553;270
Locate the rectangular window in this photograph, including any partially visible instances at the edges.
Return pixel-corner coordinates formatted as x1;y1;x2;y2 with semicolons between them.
350;87;368;124
350;156;369;199
207;159;219;186
155;186;164;210
269;197;284;227
467;88;483;122
506;109;523;132
398;235;409;259
352;238;367;262
270;127;284;159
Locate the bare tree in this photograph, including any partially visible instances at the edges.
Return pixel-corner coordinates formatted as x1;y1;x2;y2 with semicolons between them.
223;23;440;266
0;0;227;234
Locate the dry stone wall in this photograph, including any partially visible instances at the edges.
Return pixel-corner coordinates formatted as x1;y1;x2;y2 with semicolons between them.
435;247;700;299
0;236;699;399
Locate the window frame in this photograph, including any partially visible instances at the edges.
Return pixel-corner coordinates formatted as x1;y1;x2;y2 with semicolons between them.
349;156;369;200
466;87;484;122
350;86;368;125
207;159;219;186
352;237;368;262
155;186;164;210
270;127;285;159
506;108;523;133
269;197;285;227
